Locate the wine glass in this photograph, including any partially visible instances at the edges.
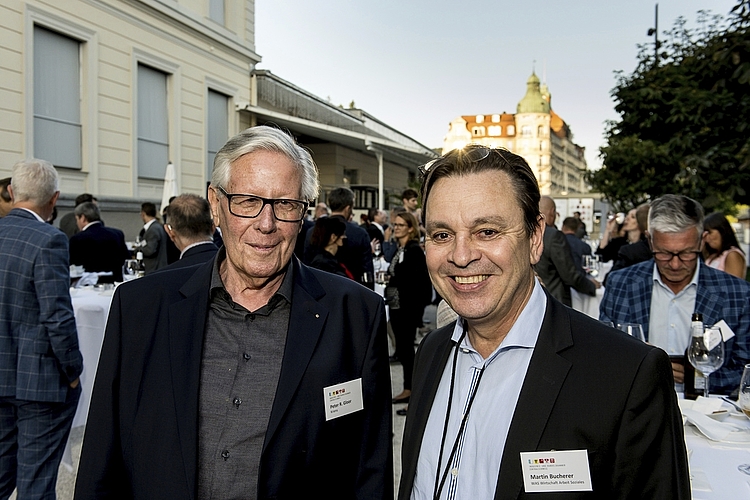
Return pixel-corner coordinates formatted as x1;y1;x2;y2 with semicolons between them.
123;259;139;281
617;323;645;342
739;365;750;418
688;327;725;398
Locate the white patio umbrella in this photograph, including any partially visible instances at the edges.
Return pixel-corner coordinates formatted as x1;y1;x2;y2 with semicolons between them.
160;162;178;217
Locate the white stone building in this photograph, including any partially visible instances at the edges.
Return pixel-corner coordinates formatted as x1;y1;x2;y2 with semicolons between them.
442;72;588;196
1;0;434;237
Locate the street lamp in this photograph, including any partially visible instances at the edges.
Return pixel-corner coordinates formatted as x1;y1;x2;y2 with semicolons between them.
647;3;659;68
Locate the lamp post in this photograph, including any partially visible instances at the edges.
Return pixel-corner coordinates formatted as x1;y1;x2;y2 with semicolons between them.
647;3;659;68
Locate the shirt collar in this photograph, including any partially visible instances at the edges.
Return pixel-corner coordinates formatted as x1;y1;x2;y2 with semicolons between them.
179;240;214;259
17;207;45;223
143;219;156;231
210;246;294;308
450;278;546;363
82;220;102;231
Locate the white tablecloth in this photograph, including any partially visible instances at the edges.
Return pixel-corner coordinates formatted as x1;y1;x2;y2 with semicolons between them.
570;262;612;319
684;402;750;498
69;287;114;428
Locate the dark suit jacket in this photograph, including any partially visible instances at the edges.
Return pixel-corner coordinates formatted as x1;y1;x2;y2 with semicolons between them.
564;232;592;277
606;238;652;281
399;292;690;499
601;260;750;394
140;220;168;274
69;222;130;281
535;225;595;306
0;209;82;402
303;217;375;288
157;242;219;272
75;257;392;499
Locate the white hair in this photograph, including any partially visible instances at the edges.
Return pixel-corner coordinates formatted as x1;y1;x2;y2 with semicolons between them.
11;159;59;205
210;126;319;201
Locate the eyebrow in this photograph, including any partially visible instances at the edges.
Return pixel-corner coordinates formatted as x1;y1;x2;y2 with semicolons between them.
426;216;511;232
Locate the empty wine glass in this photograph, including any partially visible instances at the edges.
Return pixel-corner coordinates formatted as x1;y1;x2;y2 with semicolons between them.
739;365;750;418
617;323;645;342
688;327;725;398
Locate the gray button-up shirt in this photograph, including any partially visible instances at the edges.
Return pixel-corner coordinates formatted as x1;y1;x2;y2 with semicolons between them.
198;250;293;499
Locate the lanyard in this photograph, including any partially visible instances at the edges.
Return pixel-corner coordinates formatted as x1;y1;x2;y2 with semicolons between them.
433;321;487;500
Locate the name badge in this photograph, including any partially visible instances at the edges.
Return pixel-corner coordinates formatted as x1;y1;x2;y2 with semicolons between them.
323;378;364;421
520;450;593;493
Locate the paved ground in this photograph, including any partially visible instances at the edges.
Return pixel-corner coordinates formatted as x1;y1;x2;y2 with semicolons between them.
40;304;436;500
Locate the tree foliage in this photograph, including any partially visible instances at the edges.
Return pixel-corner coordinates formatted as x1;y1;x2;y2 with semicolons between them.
587;0;750;213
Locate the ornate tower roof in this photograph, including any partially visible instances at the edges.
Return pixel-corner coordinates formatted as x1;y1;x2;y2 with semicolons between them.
517;72;550;114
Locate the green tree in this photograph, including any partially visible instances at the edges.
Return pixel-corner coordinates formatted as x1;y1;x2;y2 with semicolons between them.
588;1;750;213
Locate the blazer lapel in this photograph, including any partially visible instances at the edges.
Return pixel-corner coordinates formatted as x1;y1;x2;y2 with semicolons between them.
630;267;653;336
263;260;328;452
695;264;724;323
495;294;573;499
168;262;212;497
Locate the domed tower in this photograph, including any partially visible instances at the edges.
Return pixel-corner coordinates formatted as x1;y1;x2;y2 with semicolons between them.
516;72;552;194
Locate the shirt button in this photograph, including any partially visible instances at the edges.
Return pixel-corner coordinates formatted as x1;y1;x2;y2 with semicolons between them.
221;450;230;461
233;397;242;408
451;468;458;477
243;352;251;361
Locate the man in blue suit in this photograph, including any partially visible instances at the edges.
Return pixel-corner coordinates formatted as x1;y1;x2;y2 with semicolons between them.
0;159;83;499
69;201;130;282
601;194;750;395
75;126;392;499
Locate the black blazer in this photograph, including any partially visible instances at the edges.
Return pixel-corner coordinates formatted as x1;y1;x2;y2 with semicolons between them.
535;225;595;306
157;242;219;272
398;291;690;500
69;222;130;281
75;257;393;499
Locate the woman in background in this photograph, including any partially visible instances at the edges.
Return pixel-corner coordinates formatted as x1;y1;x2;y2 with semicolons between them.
307;216;353;279
387;211;432;405
703;212;747;279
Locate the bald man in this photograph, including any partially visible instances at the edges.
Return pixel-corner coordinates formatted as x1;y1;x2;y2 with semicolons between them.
534;196;598;306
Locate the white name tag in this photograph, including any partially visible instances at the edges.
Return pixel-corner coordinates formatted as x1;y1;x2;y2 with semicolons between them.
520;450;593;493
323;378;364;421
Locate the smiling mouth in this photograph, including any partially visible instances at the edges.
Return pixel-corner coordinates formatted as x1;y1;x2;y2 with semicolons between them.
453;275;489;284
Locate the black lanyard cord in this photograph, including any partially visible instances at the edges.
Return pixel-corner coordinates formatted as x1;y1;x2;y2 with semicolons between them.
432;322;487;500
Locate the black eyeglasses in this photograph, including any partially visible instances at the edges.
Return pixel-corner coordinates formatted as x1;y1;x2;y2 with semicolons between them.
652;250;701;263
419;145;493;175
217;187;308;222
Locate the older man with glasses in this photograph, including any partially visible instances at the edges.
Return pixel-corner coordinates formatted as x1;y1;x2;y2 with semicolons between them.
75;126;392;499
601;194;750;395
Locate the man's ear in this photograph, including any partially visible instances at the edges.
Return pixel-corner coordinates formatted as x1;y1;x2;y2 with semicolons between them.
529;214;545;265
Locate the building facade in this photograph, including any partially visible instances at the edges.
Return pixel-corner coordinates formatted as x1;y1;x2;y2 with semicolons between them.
442;72;588;196
1;0;434;238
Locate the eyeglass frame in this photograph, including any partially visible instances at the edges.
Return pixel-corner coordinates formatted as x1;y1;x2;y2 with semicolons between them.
651;250;702;263
216;186;309;222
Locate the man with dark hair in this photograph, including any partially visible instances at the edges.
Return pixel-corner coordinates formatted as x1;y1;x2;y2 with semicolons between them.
401;188;421;225
0;159;82;499
366;208;386;247
160;194;218;270
138;201;168;274
76;126;392;499
0;178;11;217
398;146;689;499
573;210;587;239
59;193;97;238
536;196;598;307
311;187;374;289
69;202;130;282
601;195;750;394
561;216;592;276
